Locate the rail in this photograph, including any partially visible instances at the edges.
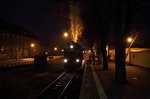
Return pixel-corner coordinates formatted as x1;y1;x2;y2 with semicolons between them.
34;71;76;99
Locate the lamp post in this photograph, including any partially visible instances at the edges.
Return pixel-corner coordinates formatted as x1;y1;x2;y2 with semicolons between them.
30;43;35;57
126;32;140;59
126;37;133;60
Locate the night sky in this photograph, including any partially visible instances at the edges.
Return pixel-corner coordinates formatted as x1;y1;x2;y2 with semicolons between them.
0;0;69;47
0;0;150;47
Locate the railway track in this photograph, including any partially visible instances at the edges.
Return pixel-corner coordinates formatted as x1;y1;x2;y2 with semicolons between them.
34;71;76;99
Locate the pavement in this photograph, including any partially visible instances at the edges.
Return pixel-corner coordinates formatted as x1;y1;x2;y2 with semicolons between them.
80;61;150;99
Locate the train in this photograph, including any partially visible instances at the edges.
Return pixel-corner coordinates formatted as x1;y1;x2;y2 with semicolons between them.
63;42;84;71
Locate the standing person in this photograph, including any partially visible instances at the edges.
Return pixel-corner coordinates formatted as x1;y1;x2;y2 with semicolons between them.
91;51;95;64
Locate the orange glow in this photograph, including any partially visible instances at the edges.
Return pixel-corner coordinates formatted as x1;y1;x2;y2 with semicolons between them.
69;2;84;42
88;50;91;53
64;32;68;37
54;47;58;51
31;43;35;47
127;37;133;43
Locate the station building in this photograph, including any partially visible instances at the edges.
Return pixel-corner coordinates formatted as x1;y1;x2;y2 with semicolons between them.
0;20;40;60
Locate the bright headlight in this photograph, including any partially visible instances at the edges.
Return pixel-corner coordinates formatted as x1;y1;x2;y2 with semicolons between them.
76;59;80;63
64;59;68;63
70;45;74;49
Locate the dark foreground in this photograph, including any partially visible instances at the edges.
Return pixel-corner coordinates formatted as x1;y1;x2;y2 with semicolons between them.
95;62;150;99
1;59;150;99
0;59;65;99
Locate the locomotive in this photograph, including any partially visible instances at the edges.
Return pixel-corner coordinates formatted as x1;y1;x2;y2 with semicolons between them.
63;42;84;70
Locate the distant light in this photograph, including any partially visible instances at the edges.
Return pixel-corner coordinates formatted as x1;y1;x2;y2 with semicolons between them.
31;43;35;48
1;48;4;51
89;50;91;53
45;52;48;55
62;49;64;52
64;59;68;63
34;49;36;52
76;59;80;63
64;32;68;37
127;37;133;43
54;47;58;51
70;45;74;49
132;77;138;80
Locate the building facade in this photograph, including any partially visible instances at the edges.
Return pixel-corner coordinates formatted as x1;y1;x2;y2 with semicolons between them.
0;21;40;60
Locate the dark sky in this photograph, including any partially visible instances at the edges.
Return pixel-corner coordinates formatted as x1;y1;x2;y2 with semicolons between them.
0;0;69;46
0;0;149;47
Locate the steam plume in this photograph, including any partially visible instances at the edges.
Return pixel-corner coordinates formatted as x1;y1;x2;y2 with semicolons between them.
69;1;84;42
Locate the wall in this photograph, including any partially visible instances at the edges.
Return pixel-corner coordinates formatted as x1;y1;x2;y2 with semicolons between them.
109;48;150;68
130;51;150;68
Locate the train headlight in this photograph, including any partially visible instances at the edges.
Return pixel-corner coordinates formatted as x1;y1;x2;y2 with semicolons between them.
64;59;68;63
76;59;80;63
70;45;74;49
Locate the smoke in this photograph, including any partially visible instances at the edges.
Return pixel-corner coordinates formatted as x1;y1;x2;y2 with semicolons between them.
69;1;84;43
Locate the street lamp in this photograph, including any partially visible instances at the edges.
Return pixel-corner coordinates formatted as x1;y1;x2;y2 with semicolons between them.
1;48;4;51
31;43;35;48
64;32;69;38
54;47;58;51
126;33;140;63
30;43;35;57
127;37;133;43
88;50;91;53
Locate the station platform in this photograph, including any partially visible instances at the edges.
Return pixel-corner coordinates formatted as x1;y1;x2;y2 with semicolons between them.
0;56;62;69
0;58;34;68
80;62;150;99
80;64;107;99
